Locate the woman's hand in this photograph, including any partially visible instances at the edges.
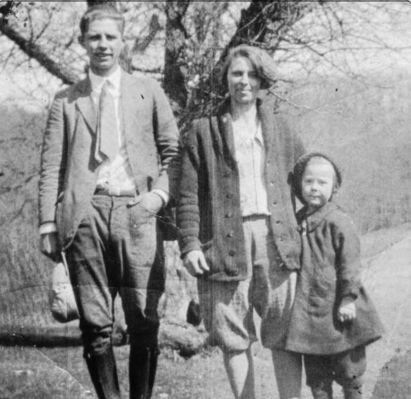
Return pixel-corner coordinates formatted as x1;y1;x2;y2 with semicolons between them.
337;297;356;323
183;250;210;277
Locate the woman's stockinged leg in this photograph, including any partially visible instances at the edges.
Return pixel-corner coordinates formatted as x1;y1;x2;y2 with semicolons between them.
223;347;255;399
271;349;302;399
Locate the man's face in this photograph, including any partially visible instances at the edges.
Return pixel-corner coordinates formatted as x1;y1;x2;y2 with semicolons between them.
80;18;124;76
227;56;261;107
301;159;335;212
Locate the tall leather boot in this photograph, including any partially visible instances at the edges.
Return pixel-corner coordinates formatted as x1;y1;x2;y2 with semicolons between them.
129;345;159;399
84;346;121;399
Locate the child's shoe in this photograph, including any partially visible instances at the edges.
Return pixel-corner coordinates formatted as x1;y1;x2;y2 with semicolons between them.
311;381;333;399
343;384;362;399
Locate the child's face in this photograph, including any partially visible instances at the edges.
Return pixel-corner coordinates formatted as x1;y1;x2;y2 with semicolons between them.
301;158;335;211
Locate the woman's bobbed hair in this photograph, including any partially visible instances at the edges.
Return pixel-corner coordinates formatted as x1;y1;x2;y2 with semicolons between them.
220;44;276;92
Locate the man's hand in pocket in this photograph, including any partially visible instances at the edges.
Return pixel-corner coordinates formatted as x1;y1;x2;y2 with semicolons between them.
138;192;164;215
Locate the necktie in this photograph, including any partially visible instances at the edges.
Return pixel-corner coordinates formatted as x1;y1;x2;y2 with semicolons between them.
97;81;118;161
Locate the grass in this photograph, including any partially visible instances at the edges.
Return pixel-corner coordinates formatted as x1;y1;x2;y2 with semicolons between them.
0;345;231;399
361;222;411;259
0;346;92;399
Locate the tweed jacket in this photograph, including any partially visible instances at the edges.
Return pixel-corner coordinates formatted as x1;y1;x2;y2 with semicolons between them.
285;202;384;354
177;93;305;282
39;70;179;249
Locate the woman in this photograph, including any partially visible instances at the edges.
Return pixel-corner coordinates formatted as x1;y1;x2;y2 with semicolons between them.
177;44;304;399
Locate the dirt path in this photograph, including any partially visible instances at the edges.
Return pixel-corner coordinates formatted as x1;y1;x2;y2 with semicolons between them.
361;232;411;398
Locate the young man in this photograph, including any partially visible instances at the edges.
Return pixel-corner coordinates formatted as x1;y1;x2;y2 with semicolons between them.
39;5;179;398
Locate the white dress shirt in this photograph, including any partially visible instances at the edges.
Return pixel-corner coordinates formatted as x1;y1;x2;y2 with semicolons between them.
232;111;270;217
90;67;136;195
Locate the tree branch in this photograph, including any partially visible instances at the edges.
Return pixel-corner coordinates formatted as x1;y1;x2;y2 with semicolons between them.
180;1;318;127
0;1;16;21
0;15;80;85
132;14;161;53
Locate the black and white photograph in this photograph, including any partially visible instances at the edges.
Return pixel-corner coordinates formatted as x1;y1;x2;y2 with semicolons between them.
1;2;410;398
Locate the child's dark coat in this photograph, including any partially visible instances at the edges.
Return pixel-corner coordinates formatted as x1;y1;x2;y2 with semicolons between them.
286;202;383;355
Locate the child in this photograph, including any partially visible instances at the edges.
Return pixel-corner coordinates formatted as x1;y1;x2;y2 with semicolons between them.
286;152;384;399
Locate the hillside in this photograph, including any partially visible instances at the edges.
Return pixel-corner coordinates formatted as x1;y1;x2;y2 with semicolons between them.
285;72;411;232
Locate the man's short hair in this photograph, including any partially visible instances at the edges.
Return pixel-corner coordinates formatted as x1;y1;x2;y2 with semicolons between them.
220;44;276;91
79;4;125;36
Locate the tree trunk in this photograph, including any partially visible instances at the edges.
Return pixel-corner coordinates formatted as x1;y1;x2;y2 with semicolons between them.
163;0;190;114
86;0;118;8
180;1;316;127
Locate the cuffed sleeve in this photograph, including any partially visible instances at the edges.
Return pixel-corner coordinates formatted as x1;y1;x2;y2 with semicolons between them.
150;80;180;200
39;222;57;235
151;189;169;206
38;92;67;227
176;121;202;257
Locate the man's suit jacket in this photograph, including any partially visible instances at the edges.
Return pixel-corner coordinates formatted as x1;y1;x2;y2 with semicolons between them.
39;70;179;250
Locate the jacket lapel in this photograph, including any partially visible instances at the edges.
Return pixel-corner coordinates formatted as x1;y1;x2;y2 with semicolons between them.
120;72;144;145
216;93;279;168
258;94;276;157
305;202;337;232
215;100;237;166
220;113;237;165
74;77;97;134
259;93;285;179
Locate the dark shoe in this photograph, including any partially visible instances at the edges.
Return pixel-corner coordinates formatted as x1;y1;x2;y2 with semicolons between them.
84;346;121;399
311;381;333;399
343;385;362;399
129;345;159;399
186;299;201;326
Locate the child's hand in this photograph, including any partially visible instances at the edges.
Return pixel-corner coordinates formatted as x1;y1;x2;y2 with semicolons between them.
337;297;356;323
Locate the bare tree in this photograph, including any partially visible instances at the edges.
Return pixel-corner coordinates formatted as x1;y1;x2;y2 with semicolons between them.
3;1;410;113
2;0;411;352
0;2;81;84
0;2;323;103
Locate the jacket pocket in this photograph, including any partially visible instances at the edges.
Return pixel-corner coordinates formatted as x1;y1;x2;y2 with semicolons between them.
308;265;337;316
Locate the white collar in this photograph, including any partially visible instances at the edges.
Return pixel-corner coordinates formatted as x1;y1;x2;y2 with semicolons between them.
89;66;121;94
232;110;263;143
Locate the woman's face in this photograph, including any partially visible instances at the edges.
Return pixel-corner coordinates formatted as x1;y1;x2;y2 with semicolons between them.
227;56;261;106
